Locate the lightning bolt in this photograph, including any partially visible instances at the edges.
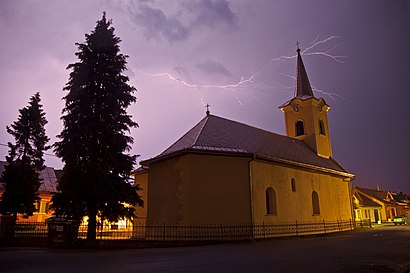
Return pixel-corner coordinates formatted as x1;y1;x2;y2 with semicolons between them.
281;73;346;101
137;35;347;105
301;35;347;63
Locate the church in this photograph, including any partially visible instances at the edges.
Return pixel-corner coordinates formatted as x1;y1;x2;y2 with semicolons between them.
136;48;355;226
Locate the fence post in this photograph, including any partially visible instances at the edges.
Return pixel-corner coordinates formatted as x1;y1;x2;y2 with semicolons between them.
262;221;265;239
295;220;298;236
323;220;326;234
100;222;103;240
163;222;166;241
220;224;224;241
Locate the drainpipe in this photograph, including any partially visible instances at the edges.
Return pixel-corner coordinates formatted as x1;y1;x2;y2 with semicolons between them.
348;177;355;227
248;153;256;238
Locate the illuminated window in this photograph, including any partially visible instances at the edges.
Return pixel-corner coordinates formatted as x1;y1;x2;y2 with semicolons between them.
319;120;325;135
312;191;320;215
291;178;296;192
295;120;305;136
266;187;277;215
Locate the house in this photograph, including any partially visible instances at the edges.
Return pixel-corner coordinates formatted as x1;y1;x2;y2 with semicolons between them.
0;161;58;222
137;47;355;226
354;187;398;222
391;191;410;218
352;188;382;223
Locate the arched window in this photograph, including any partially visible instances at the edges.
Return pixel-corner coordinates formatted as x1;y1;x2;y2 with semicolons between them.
312;191;320;215
319;120;326;135
266;187;277;215
295;120;305;136
291;178;296;192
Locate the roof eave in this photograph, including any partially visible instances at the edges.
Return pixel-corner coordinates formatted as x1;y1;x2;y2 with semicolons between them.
140;148;252;166
141;149;354;179
254;154;355;179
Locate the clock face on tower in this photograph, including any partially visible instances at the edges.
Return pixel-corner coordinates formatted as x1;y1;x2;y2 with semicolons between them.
317;104;323;111
293;104;302;112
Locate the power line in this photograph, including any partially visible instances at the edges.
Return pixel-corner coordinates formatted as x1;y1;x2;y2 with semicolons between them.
0;142;58;158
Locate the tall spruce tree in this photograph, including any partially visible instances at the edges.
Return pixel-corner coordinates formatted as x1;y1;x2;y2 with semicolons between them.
52;13;142;241
0;92;49;220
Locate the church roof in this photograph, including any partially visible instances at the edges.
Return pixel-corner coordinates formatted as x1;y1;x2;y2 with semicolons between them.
142;115;352;177
0;161;58;194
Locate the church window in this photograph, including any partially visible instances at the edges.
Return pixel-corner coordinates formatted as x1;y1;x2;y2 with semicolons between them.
295;120;305;136
312;191;320;215
319;120;326;135
266;187;277;215
291;178;296;192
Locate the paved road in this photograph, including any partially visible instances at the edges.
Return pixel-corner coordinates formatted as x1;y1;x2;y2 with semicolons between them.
1;225;410;273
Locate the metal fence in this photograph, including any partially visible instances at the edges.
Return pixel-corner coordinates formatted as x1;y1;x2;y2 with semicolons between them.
13;221;48;238
7;219;368;241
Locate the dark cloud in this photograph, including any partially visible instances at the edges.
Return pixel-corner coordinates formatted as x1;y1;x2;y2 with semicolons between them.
131;3;190;42
185;0;237;28
128;0;237;42
195;60;231;77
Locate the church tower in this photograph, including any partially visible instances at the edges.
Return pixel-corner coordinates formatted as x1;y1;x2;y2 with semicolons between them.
280;47;332;158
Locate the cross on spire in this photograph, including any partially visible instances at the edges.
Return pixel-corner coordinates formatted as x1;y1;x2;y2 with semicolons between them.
205;104;210;116
296;41;301;53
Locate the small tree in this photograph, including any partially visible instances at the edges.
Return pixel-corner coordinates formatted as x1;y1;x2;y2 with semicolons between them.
52;13;143;241
0;92;50;220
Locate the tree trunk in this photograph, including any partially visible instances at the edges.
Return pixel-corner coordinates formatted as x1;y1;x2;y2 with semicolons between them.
87;210;97;241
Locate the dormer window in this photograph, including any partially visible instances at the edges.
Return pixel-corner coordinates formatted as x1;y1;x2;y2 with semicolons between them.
295;120;305;136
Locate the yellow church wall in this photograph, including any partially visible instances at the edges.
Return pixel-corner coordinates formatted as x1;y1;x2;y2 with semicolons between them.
132;169;148;226
146;154;252;225
146;156;185;224
184;154;252;224
250;160;353;224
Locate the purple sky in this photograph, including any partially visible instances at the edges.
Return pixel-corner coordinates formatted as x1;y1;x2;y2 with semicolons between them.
1;1;409;192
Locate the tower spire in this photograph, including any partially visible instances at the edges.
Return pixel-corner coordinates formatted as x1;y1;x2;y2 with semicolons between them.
279;43;332;158
295;46;314;98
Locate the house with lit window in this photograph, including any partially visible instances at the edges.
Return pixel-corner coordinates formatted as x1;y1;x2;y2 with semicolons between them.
354;187;400;222
352;188;382;223
137;48;355;226
0;161;58;222
392;192;410;218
